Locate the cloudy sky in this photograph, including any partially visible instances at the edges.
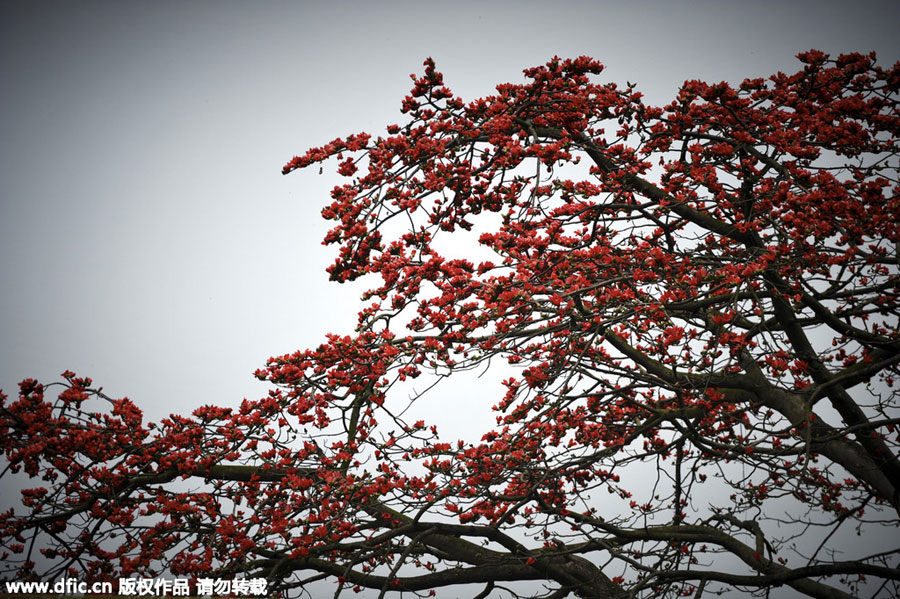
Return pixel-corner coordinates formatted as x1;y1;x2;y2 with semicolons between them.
1;3;899;595
1;0;898;428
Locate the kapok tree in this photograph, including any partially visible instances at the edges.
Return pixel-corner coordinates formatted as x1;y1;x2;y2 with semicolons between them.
2;51;899;599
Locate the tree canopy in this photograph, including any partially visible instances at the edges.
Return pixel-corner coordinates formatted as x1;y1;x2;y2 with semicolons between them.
2;51;900;599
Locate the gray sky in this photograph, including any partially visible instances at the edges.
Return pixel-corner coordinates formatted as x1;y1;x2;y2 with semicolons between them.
2;0;898;426
2;3;899;596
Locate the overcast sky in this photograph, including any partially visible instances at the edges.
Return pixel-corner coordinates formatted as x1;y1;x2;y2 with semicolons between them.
2;3;899;596
2;1;898;428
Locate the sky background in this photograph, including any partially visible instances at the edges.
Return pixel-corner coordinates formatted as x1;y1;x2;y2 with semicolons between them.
1;0;898;460
1;2;899;595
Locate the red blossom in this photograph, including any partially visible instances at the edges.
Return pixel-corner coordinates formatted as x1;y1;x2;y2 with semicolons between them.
3;51;900;599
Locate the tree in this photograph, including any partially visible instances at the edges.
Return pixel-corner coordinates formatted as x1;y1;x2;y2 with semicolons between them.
2;51;899;599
